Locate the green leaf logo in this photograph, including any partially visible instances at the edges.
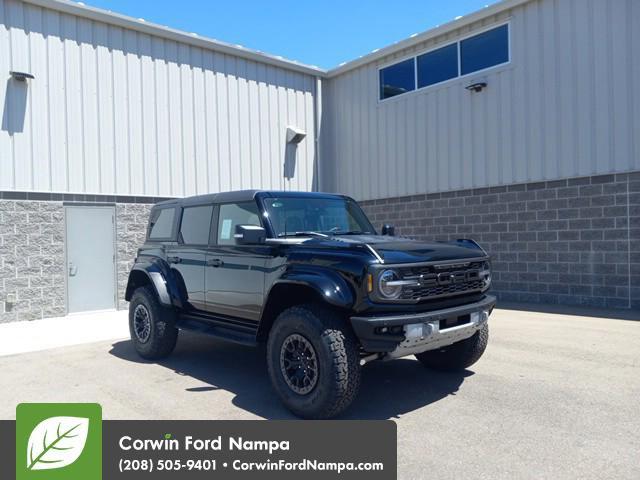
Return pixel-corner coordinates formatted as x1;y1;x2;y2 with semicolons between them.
26;416;90;471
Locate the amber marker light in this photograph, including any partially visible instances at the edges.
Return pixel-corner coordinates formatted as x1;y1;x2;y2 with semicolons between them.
367;273;374;293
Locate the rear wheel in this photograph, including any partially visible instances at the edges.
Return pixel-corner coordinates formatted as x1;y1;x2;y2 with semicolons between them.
415;324;489;371
129;286;178;360
267;304;361;419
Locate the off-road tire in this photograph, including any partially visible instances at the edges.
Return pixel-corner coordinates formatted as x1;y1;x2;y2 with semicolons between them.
267;304;361;419
415;324;489;371
129;286;178;360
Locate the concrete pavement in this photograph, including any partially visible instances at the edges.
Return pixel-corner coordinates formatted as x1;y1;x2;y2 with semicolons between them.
0;307;638;479
0;310;128;356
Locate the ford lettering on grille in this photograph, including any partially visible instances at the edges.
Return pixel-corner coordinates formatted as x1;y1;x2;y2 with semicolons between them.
397;261;486;301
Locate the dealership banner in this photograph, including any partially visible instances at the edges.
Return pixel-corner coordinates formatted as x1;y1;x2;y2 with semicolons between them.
1;404;396;479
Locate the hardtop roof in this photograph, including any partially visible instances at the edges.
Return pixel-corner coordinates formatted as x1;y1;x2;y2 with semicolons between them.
154;190;350;208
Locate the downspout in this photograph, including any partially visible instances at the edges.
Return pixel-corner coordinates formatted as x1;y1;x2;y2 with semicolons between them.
313;75;322;192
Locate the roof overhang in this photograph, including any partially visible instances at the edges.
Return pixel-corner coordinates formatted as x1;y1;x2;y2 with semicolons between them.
22;0;325;77
22;0;533;79
326;0;533;77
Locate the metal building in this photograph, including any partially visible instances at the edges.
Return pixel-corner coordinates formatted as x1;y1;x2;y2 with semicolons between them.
321;0;639;310
0;0;322;321
0;0;638;322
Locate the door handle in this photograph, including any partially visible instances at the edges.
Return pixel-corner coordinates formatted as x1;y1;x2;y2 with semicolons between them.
167;256;182;264
206;258;224;267
68;262;78;277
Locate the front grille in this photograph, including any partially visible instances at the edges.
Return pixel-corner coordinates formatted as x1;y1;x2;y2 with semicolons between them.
397;261;487;301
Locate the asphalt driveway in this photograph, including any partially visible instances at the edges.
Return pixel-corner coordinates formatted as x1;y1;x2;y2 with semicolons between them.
1;307;638;479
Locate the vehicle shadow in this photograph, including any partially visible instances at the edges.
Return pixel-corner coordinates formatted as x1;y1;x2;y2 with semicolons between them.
109;332;471;420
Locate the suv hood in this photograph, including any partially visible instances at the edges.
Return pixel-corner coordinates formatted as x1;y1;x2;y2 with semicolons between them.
304;235;486;264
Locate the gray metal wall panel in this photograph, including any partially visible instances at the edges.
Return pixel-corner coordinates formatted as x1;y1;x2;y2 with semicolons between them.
322;0;640;200
0;0;317;196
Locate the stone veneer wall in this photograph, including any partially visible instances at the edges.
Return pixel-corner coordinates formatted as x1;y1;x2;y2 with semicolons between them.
360;172;640;310
116;202;153;310
0;199;66;321
0;193;163;323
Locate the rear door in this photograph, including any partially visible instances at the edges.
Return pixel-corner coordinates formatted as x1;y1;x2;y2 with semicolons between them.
166;204;214;313
205;201;273;322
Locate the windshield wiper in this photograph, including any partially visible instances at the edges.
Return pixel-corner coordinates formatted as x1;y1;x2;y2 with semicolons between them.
277;231;329;238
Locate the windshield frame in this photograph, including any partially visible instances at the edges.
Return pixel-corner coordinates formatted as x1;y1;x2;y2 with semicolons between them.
258;194;377;239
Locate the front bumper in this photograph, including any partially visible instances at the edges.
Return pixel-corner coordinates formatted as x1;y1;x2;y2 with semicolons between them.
350;295;496;357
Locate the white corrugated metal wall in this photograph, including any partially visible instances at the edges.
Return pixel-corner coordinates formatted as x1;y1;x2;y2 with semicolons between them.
0;0;319;197
321;0;640;201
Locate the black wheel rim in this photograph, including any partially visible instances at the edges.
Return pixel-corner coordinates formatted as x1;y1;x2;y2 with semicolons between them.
133;304;151;343
279;333;318;395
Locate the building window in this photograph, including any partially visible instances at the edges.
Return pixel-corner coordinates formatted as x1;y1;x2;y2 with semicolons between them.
179;205;213;245
378;23;509;100
148;207;176;240
460;24;509;75
379;58;415;100
417;43;458;88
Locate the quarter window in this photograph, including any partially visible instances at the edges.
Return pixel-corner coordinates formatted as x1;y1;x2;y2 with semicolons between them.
417;43;458;88
460;24;509;75
148;207;176;240
179;205;213;245
217;202;261;245
379;58;415;100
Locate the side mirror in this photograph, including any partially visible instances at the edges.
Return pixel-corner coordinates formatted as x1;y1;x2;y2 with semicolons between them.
381;224;395;236
234;225;266;245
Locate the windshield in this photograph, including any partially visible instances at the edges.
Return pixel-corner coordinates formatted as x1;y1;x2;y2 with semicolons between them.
263;196;376;238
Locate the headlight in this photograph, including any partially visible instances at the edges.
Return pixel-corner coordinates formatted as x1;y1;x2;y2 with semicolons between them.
377;269;403;299
480;261;491;289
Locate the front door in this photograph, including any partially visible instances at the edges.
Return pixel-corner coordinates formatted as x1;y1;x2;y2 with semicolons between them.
205;202;271;322
65;206;116;313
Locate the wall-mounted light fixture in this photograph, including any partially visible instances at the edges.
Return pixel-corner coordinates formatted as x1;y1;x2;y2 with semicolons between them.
286;126;306;144
10;71;34;82
465;81;487;93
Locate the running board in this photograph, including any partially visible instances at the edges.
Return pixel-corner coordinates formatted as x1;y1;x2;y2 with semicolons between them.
177;315;258;347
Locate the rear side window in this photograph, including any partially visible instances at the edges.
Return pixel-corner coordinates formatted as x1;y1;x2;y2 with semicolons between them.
179;205;213;245
148;207;176;240
216;202;261;245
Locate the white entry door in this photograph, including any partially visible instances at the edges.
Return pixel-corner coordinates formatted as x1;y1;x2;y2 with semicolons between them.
65;206;116;313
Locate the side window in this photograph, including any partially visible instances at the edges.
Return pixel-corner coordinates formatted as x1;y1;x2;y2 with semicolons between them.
216;202;261;245
179;205;213;245
148;207;176;240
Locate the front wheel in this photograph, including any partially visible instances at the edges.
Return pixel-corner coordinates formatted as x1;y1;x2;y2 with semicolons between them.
129;286;178;360
266;305;361;419
415;324;489;372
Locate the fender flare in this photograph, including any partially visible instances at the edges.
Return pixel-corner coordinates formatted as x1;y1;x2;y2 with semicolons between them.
270;266;355;310
125;262;175;307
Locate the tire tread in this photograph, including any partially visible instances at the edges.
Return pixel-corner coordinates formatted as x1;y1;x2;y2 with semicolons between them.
267;304;361;419
129;286;178;360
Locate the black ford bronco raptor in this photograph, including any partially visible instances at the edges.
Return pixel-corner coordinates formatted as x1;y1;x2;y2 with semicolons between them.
125;190;495;418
